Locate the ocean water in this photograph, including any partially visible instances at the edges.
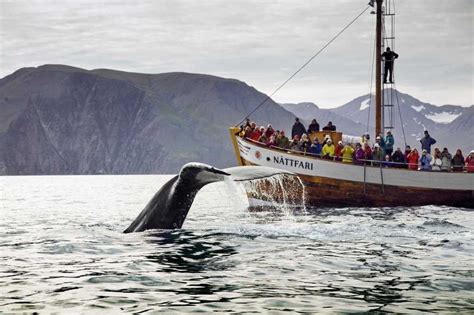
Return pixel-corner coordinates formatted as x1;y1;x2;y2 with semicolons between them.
1;175;473;313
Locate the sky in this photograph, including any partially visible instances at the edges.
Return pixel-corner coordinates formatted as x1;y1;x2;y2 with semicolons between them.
0;0;472;108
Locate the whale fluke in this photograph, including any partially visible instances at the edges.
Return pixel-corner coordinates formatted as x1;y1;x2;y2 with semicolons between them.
124;163;297;233
124;163;230;233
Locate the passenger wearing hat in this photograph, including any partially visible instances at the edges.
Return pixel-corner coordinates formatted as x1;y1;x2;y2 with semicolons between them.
322;134;332;146
322;139;335;159
334;140;344;161
258;127;269;144
265;124;275;138
375;134;386;151
300;133;311;152
373;143;385;166
465;150;474;173
384;131;395;156
362;133;372;148
419;149;432;171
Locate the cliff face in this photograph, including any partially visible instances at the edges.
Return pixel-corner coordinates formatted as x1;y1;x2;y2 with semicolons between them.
0;65;295;175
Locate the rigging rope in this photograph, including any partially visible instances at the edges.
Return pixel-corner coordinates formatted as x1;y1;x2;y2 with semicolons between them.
394;82;407;147
235;5;371;126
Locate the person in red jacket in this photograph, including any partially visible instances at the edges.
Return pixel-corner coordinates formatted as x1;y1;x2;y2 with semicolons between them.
250;126;263;141
364;142;373;165
406;148;420;170
265;124;275;138
466;150;474;173
334;141;344;161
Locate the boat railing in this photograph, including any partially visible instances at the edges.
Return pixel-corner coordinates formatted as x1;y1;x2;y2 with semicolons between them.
241;137;470;173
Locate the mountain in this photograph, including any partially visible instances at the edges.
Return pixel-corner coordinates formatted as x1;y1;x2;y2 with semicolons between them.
0;65;296;175
1;65;471;175
283;90;473;153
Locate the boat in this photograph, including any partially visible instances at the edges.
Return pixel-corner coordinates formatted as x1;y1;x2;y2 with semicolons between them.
228;0;474;208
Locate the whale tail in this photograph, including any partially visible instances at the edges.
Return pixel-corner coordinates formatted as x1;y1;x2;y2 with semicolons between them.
124;163;230;233
124;163;302;233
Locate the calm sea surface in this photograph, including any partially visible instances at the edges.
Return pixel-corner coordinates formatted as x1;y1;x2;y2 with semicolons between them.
1;175;473;313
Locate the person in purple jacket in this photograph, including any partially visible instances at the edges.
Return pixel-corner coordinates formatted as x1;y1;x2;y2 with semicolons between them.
354;143;365;165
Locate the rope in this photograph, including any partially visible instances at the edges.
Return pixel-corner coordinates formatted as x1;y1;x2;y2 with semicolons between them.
235;5;371;126
394;82;407;147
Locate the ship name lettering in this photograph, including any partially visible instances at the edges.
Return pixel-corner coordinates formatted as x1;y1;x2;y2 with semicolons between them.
273;156;313;170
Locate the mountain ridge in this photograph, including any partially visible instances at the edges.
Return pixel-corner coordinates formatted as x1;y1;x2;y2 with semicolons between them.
283;89;472;153
0;65;296;175
1;65;472;175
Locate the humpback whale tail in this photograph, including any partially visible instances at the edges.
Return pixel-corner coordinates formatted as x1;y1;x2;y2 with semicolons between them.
124;163;302;233
124;163;230;233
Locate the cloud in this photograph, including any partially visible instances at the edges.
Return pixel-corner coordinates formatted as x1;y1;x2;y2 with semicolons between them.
0;0;472;107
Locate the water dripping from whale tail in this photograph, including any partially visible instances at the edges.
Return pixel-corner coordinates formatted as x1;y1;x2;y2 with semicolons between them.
239;173;307;216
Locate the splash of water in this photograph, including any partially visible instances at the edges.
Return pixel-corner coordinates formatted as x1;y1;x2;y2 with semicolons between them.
239;174;307;215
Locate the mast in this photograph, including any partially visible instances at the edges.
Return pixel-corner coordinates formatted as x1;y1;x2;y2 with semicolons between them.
375;0;383;136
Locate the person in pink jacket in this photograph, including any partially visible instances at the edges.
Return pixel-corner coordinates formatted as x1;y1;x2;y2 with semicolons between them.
466;150;474;173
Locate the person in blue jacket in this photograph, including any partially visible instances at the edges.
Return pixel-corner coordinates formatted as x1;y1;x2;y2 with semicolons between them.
419;149;432;171
384;131;395;156
308;138;322;156
420;130;436;154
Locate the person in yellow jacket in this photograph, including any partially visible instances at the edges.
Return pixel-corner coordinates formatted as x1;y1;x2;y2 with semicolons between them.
322;139;335;159
341;143;355;163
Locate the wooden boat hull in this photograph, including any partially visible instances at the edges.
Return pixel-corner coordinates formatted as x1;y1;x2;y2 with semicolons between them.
229;129;474;209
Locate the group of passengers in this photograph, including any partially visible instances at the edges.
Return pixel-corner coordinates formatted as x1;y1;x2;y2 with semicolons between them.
239;118;474;172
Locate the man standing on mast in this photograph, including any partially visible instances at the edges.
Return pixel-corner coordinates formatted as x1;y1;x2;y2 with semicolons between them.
382;47;399;83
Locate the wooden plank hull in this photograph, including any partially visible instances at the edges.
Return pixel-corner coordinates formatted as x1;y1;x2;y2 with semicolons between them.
228;131;474;209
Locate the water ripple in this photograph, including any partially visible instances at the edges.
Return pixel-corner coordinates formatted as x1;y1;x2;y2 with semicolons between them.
1;175;473;313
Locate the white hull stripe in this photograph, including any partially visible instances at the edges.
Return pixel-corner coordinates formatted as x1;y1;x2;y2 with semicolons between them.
237;138;474;191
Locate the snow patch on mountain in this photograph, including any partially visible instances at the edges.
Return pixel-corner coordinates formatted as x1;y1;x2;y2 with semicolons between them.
424;112;462;124
360;98;370;111
411;105;425;112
